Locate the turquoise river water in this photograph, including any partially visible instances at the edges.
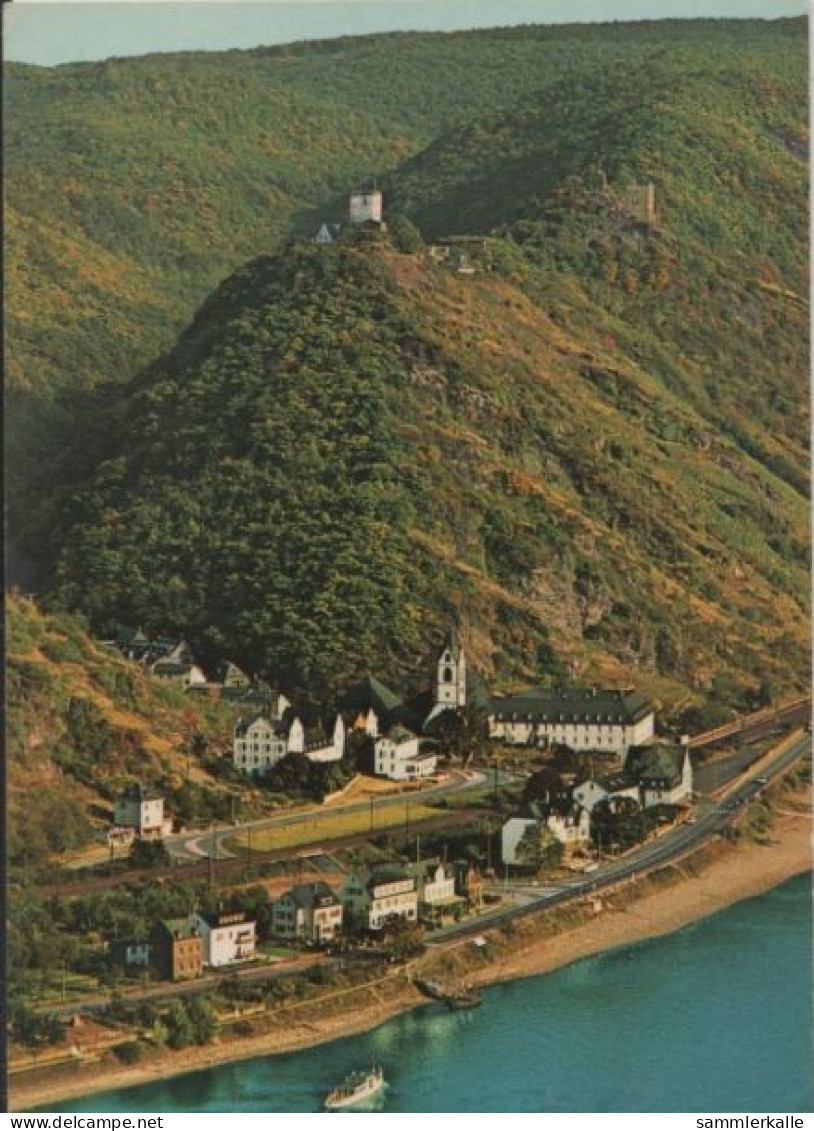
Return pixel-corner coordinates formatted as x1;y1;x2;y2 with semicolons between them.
40;873;813;1113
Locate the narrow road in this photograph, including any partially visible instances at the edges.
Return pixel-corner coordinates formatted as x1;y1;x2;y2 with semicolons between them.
39;735;808;1014
428;732;809;944
167;769;489;862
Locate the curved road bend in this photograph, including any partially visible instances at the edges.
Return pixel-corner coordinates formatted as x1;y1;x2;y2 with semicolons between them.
37;737;807;1015
168;769;489;862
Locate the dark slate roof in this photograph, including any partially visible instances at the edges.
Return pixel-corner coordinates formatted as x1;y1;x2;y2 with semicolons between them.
120;782;163;803
341;675;403;715
214;660;249;684
593;771;639;793
199;909;252;929
366;863;412;888
529;796;583;820
385;724;418;744
303;725;330;750
625;745;686;786
234;712;274;737
152;659;198;677
289;882;339;909
157;917;200;941
489;688;653;726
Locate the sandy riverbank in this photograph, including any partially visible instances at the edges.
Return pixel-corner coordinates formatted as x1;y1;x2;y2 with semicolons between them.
10;789;811;1112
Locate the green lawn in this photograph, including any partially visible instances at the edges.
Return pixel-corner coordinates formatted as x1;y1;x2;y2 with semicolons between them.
226;802;442;854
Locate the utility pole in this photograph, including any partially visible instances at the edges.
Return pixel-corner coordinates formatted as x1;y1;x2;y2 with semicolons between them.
405;799;410;843
493;760;499;804
370;797;374;834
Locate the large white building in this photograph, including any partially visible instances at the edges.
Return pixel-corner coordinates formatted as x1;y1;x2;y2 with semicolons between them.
190;910;256;967
488;688;654;756
233;711;344;773
374;725;436;780
339;864;418;932
233;713;297;774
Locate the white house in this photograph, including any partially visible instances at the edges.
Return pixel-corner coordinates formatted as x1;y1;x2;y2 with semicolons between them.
625;745;693;808
190;910;256;967
488;687;654;756
300;715;345;764
501;807;590;866
374;725;436;780
233;714;296;774
272;882;343;944
408;861;458;915
339;864;418;932
151;658;208;690
574;771;641;813
113;784;168;839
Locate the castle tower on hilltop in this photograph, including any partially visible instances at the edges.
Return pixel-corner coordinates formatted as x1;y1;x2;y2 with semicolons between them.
349;187;384;227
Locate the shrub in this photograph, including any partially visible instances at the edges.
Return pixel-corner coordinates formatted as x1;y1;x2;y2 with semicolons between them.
113;1040;143;1065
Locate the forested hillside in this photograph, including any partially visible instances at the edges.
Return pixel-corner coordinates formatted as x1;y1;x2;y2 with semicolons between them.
6;16;809;723
7;596;236;877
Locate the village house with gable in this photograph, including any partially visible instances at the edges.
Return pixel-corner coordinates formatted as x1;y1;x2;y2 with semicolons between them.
501;803;591;867
339;863;418;932
573;770;642;813
150;918;203;982
233;709;344;774
374;724;436;780
190;910;257;967
574;744;693;812
407;860;461;921
111;783;171;843
272;882;343;944
625;744;694;808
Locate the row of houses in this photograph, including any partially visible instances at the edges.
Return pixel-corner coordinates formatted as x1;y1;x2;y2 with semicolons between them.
117;858;481;981
108;627;260;700
117;909;258;981
500;743;694;866
274;859;474;940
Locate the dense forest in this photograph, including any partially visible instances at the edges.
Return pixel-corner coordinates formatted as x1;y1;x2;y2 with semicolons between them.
6;16;810;722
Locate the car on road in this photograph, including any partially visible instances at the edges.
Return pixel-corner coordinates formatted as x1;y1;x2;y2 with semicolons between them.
755;776;768;785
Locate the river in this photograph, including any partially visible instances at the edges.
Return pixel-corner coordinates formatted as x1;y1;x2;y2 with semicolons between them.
40;873;812;1113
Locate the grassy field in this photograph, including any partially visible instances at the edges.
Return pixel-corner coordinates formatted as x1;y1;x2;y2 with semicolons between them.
226;801;443;855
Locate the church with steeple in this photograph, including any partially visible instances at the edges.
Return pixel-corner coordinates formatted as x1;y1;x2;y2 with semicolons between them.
425;626;467;726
